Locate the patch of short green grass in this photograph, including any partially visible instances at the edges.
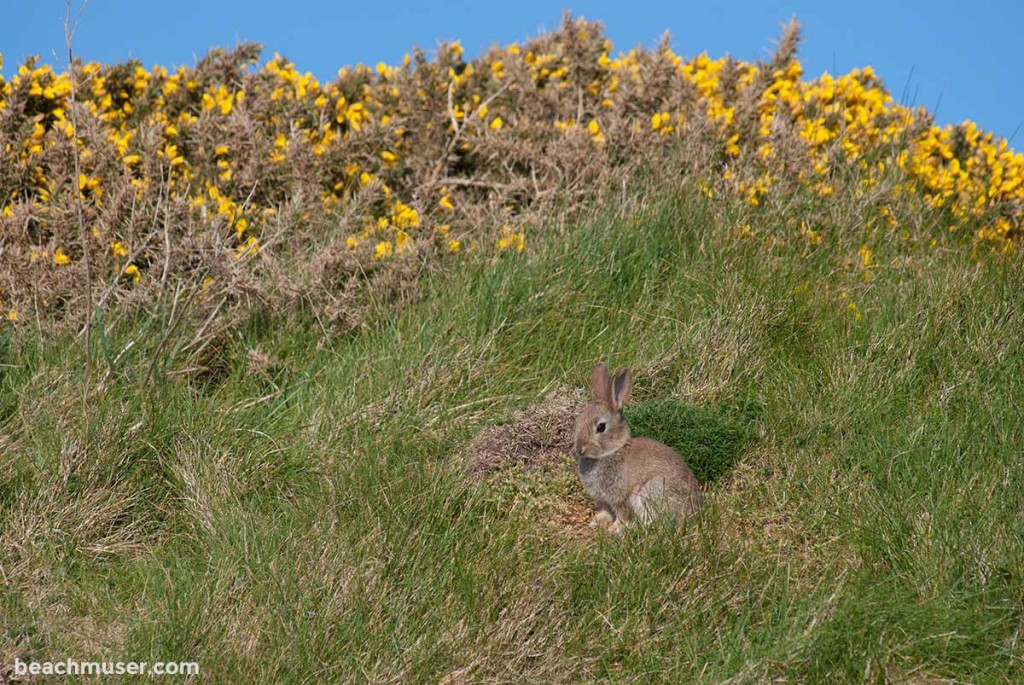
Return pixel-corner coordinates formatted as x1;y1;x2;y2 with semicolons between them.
626;399;761;484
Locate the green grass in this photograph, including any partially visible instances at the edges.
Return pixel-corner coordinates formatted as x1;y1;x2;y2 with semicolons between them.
2;178;1023;683
626;399;761;484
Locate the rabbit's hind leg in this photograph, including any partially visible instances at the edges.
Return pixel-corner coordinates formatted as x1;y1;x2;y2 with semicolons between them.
628;477;668;525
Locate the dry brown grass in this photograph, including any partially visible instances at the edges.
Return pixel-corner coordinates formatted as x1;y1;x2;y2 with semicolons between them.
462;384;584;479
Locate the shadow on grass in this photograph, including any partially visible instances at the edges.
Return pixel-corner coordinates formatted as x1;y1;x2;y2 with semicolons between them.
625;398;761;484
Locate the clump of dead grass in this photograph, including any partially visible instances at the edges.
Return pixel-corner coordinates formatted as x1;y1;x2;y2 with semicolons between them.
460;385;594;534
462;384;585;479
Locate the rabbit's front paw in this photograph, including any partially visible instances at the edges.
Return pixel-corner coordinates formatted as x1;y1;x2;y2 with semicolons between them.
590;509;620;532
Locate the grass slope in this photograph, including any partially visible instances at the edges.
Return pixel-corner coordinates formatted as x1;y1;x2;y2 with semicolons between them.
2;178;1023;683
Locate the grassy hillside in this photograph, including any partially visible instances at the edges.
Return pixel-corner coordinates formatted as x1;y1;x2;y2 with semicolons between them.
2;14;1024;684
4;174;1023;682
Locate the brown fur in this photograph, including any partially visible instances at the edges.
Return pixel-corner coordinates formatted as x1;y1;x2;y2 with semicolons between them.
574;362;702;531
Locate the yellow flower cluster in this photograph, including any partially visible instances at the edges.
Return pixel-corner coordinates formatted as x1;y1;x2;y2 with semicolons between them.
752;63;1022;242
497;225;526;252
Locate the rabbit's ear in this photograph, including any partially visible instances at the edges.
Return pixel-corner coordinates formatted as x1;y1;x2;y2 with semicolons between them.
590;362;611;403
611;368;632;411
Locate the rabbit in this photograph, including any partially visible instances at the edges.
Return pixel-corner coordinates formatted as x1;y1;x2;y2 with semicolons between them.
574;362;703;533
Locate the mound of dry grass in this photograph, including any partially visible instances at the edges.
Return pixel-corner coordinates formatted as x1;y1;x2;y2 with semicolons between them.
463;384;585;479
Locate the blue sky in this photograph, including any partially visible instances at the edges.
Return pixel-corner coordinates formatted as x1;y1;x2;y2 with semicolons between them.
3;1;1022;143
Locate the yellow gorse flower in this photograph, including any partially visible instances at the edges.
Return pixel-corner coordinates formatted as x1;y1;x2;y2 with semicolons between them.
859;244;873;268
497;225;525;253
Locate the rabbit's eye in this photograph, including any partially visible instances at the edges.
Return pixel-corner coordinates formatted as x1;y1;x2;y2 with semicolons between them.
596;421;607;433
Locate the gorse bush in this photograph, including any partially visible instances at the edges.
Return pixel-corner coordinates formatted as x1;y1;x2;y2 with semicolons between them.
0;15;1021;334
